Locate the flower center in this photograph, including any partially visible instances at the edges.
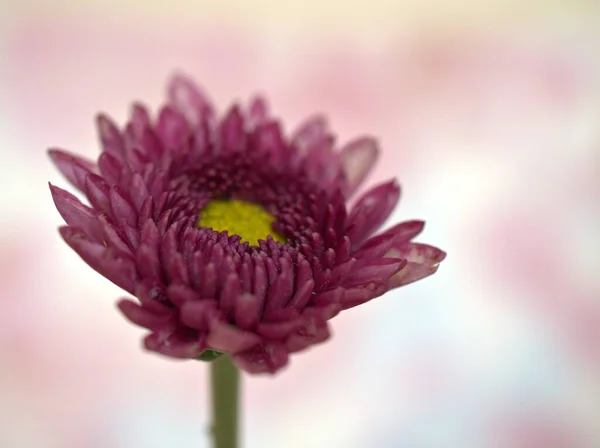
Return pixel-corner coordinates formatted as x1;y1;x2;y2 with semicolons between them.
198;199;285;246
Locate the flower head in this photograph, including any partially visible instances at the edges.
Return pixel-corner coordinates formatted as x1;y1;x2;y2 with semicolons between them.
49;75;445;373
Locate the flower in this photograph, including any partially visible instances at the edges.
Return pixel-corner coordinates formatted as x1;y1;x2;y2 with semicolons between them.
48;74;445;374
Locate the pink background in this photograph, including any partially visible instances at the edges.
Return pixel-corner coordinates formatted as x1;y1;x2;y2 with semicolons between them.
1;1;599;447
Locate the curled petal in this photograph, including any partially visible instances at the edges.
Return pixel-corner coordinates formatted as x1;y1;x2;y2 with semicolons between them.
179;299;220;330
167;74;214;126
117;298;173;330
206;320;261;354
156;106;189;150
50;184;102;241
234;293;261;331
386;242;447;288
247;95;269;128
144;331;205;359
339;136;379;197
48;148;96;192
96;114;125;159
344;258;407;287
291;115;328;153
347;179;401;244
233;342;289;374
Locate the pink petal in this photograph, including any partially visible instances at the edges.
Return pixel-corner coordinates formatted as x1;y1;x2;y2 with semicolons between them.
206;321;261;354
344;258;407;287
247;95;269;128
339;136;379;197
234;293;261;331
144;332;205;359
156;106;190;151
219;105;246;153
179;299;220;330
291;115;328;153
117;298;173;330
96;113;125;159
48;148;96;192
167;73;214;127
233;343;289;374
346;179;401;244
50;183;102;241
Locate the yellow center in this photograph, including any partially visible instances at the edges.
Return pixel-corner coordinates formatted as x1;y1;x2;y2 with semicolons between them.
198;199;285;246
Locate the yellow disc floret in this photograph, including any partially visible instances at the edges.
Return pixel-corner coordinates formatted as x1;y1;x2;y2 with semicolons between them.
198;199;285;246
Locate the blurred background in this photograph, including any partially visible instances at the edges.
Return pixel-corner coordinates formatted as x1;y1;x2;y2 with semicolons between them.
1;0;599;447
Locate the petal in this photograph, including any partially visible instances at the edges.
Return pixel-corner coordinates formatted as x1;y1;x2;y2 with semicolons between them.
50;183;102;241
156;106;190;150
346;179;401;244
380;220;426;245
386;242;446;265
219;105;246;152
234;293;261;331
167;73;214;126
344;258;407;287
291;115;328;153
109;186;138;228
206;321;261;354
96;113;125;159
179;299;220;330
48;148;96;192
339;136;379;197
144;331;205;359
166;284;201;307
247;95;269;128
84;173;111;215
284;322;331;354
60;227;137;292
386;243;446;288
117;298;173;330
233;342;289;374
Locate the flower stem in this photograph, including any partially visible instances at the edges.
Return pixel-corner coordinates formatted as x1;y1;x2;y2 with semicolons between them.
210;355;240;448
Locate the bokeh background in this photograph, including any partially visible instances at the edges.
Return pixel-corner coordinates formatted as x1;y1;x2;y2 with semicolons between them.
1;0;599;447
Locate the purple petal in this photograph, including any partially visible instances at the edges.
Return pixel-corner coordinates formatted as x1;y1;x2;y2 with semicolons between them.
343;258;407;287
50;184;102;241
109;186;138;228
96;114;125;159
144;331;205;359
247;95;269;128
234;293;261;331
263;254;293;314
156;106;190;151
339;137;379;197
233;343;289;374
84;173;111;214
97;213;132;255
206;321;261;354
285;322;331;354
117;299;173;330
346;179;401;244
128;102;151;138
219;105;246;153
167;74;214;127
166;284;201;307
386;243;446;288
97;152;123;186
287;279;315;310
291;115;328;153
179;299;220;330
48;148;96;192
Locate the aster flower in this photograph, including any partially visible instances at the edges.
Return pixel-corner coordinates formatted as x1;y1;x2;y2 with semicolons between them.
48;75;445;374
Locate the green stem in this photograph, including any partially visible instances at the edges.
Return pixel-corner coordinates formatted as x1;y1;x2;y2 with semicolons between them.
210;355;240;448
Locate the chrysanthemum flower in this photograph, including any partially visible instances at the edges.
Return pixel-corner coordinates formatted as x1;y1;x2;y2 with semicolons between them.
49;75;445;374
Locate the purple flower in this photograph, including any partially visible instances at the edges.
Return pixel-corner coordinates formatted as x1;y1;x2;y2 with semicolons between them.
48;75;445;374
